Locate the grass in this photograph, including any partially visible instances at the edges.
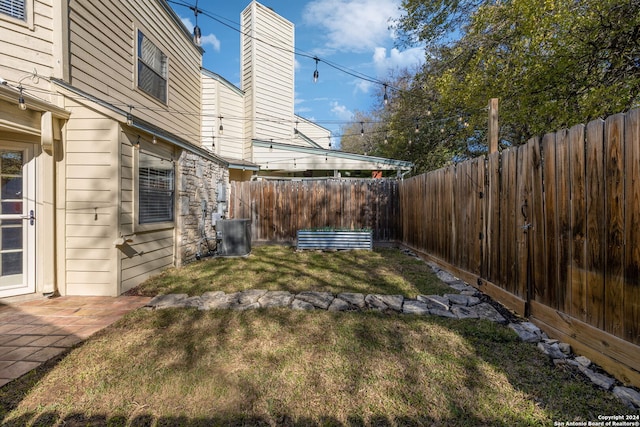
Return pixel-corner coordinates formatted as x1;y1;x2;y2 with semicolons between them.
1;246;636;426
129;246;453;297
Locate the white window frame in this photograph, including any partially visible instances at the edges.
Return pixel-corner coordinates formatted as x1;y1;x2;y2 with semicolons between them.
0;0;33;29
136;30;168;104
134;147;175;232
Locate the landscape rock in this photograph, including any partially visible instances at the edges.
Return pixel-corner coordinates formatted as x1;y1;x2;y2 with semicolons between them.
574;356;591;367
147;294;188;308
235;302;260;311
509;322;545;343
258;291;294;308
327;298;351;312
337;293;366;308
417;295;449;311
429;308;457;318
238;289;267;304
402;300;430;315
202;292;240;309
295;291;335;309
579;366;616;390
201;291;225;301
537;342;567;360
473;303;507;324
174;296;204;309
445;294;480;307
365;294;405;312
612;386;640;408
558;342;571;355
291;299;315;311
436;270;458;283
451;305;480;319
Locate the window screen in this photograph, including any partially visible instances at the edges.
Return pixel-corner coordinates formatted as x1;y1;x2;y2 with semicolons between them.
138;152;174;224
137;31;167;103
0;0;26;20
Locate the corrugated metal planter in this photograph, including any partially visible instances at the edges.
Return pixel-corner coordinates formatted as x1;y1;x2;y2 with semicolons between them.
297;229;373;250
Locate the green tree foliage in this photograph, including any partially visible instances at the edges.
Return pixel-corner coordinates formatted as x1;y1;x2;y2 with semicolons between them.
378;0;640;173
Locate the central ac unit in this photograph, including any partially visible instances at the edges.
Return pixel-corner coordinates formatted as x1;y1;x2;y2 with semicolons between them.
216;219;251;256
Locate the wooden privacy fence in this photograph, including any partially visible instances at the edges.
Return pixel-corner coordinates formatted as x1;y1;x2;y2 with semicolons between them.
229;179;401;243
400;109;640;387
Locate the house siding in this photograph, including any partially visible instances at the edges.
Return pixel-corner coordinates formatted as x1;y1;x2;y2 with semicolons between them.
67;0;202;147
0;0;55;102
62;99;119;296
119;133;176;293
201;71;246;161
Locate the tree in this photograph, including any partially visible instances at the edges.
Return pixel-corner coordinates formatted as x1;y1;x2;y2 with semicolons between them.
385;0;640;167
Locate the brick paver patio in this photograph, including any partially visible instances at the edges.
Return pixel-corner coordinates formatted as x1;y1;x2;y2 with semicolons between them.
0;296;150;387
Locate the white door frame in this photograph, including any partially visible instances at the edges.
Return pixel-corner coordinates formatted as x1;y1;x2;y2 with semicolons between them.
0;142;36;298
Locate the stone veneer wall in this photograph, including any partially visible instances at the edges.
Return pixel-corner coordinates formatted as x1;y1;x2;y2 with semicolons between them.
176;150;229;266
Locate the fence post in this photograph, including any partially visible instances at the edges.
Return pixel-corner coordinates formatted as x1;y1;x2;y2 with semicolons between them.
489;98;499;154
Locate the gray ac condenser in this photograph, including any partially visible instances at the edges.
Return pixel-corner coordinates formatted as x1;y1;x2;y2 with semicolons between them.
216;219;251;256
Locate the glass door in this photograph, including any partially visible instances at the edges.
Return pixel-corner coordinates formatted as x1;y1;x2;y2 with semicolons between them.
0;146;35;298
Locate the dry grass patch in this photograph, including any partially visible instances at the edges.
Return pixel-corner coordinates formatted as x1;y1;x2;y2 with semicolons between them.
1;309;634;426
129;246;451;297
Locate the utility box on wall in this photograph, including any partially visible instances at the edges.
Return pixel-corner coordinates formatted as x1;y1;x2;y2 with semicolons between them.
216;219;251;256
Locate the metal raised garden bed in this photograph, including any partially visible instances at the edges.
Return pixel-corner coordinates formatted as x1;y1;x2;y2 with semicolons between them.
296;229;373;250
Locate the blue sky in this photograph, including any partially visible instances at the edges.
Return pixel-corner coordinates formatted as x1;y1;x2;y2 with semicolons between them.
171;0;425;139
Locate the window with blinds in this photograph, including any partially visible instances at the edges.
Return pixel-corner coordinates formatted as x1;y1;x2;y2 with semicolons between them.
138;152;174;224
0;0;26;20
137;30;167;103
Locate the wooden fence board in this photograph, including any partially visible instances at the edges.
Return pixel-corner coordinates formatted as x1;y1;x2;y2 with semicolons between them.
624;108;640;345
605;114;625;337
585;119;606;329
569;124;587;322
486;152;500;283
542;133;559;308
556;129;572;313
529;137;546;307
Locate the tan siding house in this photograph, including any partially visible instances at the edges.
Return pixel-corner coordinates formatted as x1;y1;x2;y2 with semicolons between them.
203;1;412;180
0;0;229;300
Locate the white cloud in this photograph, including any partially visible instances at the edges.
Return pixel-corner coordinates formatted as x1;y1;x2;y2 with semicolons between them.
372;46;425;74
354;80;373;94
330;101;353;121
181;16;221;52
303;0;401;53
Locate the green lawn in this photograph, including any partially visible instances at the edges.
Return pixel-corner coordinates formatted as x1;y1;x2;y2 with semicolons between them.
1;246;634;426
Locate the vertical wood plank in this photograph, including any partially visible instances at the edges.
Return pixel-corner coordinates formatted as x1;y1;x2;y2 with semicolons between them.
542;133;559;308
585;119;606;329
624;108;640;345
605;113;625;337
556;129;572;313
569;124;587;321
529;137;546;304
516;144;530;300
487;152;500;283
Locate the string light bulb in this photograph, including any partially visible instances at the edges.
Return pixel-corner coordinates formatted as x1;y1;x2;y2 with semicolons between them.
192;0;202;46
383;84;388;106
426;107;432;116
360;122;364;137
152;135;157;144
414;119;420;134
384;132;388;144
17;86;26;110
313;57;319;83
218;115;224;134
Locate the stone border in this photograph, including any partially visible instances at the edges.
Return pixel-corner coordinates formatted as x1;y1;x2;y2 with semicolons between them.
144;249;640;410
